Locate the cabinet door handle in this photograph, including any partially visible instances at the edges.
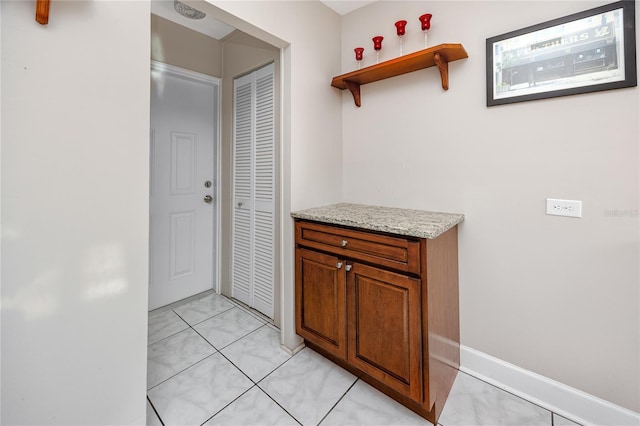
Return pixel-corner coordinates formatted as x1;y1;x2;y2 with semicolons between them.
336;262;343;269
341;240;348;247
345;264;352;272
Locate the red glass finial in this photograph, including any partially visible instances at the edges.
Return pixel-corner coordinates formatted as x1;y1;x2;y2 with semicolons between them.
372;36;384;51
419;13;432;31
354;47;364;61
395;20;407;36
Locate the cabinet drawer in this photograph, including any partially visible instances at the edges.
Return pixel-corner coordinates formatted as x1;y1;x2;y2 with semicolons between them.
295;221;421;274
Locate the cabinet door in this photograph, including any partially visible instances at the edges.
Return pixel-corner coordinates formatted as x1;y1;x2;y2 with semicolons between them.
295;248;346;359
347;262;422;400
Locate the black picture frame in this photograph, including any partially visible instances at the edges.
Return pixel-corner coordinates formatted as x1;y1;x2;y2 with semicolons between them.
486;1;637;106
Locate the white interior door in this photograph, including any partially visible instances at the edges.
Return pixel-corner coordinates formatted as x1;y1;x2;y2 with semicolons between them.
149;62;219;311
232;63;275;319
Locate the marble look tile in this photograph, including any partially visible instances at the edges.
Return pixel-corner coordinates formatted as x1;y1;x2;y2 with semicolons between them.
220;325;291;382
148;310;189;345
194;307;265;350
147;328;216;389
146;399;162;426
148;353;253;426
173;293;234;326
553;413;582;426
321;379;431;426
259;348;357;426
203;386;298;426
439;372;552;426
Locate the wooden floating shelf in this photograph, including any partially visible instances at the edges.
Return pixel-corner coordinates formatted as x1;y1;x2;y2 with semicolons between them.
331;43;468;107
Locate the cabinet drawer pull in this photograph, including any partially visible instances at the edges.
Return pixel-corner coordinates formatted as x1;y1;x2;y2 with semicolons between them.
345;264;352;272
341;240;348;247
337;262;343;269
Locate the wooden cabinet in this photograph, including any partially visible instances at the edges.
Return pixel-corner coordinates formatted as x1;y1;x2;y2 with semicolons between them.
294;219;460;424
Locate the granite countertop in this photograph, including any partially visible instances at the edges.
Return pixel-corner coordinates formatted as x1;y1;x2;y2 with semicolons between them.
291;203;464;239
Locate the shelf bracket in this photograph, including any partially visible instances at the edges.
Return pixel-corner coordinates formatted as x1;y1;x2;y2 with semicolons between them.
433;52;449;90
343;80;361;107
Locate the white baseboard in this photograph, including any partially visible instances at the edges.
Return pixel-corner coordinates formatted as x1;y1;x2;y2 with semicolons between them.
280;341;305;356
459;345;640;426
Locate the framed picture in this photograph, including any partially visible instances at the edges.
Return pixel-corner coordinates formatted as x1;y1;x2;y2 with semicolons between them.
486;1;637;106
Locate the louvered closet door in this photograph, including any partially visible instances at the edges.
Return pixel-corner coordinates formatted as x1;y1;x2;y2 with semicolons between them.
232;73;253;311
232;63;275;319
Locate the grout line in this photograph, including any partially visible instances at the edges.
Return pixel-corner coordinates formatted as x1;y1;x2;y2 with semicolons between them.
149;289;216;316
147;302;280;391
197;328;299;424
194;325;303;426
147;327;189;347
147;312;191;346
254;383;303;426
196;324;266;352
147;291;284;424
146;352;218;392
199;385;258;426
189;322;221;352
227;296;275;324
224;326;293;386
147;395;165;426
216;345;260;385
316;377;359;425
146;330;218;390
176;304;236;328
218;323;269;350
254;345;305;386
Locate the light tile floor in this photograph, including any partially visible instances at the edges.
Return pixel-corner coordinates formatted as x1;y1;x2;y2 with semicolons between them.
147;292;582;426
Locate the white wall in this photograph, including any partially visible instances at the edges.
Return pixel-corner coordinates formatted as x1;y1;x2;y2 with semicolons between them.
0;0;341;421
204;1;343;209
341;0;639;412
1;1;150;424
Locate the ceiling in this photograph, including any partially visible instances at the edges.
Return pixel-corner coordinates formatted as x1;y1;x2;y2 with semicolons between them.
151;1;236;39
320;1;376;15
151;0;376;40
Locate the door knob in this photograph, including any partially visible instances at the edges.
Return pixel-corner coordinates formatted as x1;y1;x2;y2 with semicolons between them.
203;195;213;204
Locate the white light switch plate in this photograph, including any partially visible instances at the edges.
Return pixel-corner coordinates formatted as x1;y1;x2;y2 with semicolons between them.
546;198;582;218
